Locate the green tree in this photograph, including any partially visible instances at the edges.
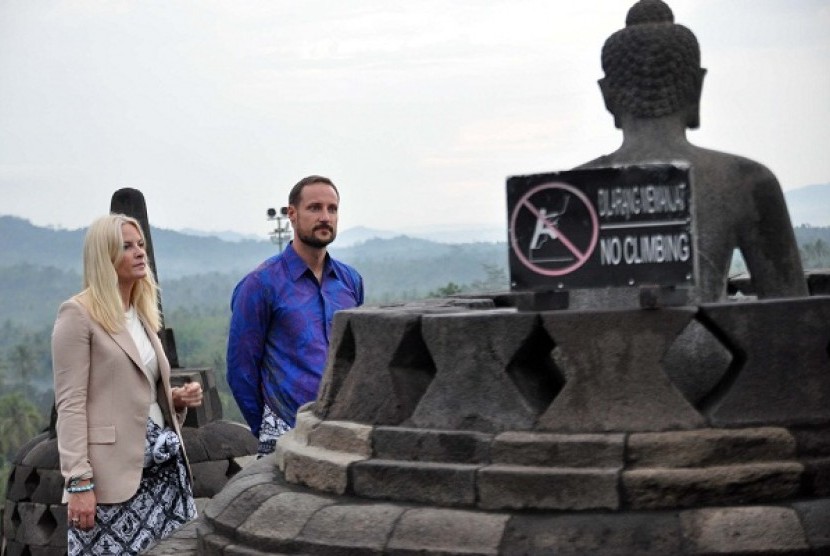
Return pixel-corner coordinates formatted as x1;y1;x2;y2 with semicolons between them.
429;282;464;297
8;344;37;394
0;393;46;461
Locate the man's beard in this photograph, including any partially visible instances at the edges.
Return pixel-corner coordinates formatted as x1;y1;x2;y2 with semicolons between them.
297;226;335;249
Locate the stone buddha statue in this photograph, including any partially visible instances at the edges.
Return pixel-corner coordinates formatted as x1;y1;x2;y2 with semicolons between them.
573;0;807;308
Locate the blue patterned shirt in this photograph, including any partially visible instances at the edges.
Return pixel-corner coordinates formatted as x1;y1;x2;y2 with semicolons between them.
226;242;364;435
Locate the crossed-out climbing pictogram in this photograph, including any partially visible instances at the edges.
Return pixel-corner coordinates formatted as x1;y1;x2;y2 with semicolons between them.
509;182;599;277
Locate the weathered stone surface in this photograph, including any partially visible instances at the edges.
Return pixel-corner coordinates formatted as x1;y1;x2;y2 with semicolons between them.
679;506;809;554
227;451;279;483
236;491;334;551
16;502;57;546
294;404;322;438
662;319;732;406
202;456;280;523
491;432;624;467
198;420;259;460
280;433;366;494
26;546;65;556
6;464;34;502
179;427;209;462
699;297;830;427
19;438;59;469
373;426;493;463
307;420;372;456
807;271;830;295
387;508;510;555
802;456;830;496
197;525;233;556
501;512;683;555
316;310;437;426
4;498;19;538
478;465;620;511
351;459;479;506
623;463;802;509
212;482;286;535
793;498;830;551
190;459;232;498
792;423;830;495
412;311;552;433
296;502;405;555
626;427;796;468
792;424;830;457
28;469;64;504
539;308;706;432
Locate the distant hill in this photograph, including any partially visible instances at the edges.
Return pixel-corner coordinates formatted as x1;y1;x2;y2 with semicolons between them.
335;226;400;247
784;183;830;227
0;216;509;328
178;228;263;242
0;215;277;280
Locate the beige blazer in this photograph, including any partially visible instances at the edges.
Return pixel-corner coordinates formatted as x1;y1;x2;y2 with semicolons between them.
52;297;188;504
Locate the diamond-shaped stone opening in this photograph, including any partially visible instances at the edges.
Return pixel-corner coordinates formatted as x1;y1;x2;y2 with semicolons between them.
11;503;22;528
23;468;40;499
38;506;58;538
7;465;15;486
316;322;357;417
388;321;438;423
225;457;242;479
8;465;33;503
505;323;564;414
665;316;742;410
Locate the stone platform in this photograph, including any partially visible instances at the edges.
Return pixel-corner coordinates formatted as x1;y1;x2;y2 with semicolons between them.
196;422;829;555
194;297;830;554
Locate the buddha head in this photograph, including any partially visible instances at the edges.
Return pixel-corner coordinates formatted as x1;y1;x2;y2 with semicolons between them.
599;0;707;129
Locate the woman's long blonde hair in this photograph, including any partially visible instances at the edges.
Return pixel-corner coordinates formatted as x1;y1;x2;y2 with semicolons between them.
79;213;161;333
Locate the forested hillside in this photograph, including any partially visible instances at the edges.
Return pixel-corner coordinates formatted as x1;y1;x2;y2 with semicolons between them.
1;215;828;500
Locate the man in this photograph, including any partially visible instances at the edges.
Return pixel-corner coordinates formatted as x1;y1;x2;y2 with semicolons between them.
227;175;364;456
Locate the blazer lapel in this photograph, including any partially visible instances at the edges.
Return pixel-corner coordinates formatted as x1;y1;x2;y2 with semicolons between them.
110;327;145;373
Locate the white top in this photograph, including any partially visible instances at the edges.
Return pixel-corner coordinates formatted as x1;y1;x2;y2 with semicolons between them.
125;306;165;426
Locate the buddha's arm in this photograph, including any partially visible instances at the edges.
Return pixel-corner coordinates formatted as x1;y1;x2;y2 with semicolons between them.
739;169;808;299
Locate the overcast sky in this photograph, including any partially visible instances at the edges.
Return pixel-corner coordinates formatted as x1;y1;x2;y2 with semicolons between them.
1;1;828;238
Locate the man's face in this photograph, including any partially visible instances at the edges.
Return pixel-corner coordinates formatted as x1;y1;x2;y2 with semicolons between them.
289;182;339;249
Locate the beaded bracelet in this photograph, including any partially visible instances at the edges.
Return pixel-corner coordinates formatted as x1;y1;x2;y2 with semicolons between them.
66;482;95;493
68;475;92;486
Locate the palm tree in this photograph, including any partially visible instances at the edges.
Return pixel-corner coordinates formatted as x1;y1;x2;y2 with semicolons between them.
8;344;36;389
0;392;46;461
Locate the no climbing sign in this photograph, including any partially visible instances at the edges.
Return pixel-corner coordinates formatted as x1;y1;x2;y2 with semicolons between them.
506;165;694;291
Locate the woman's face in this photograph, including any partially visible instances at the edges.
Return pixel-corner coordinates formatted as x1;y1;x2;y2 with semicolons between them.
115;223;147;288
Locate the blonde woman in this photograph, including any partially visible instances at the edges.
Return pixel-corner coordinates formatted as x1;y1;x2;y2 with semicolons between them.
52;213;202;555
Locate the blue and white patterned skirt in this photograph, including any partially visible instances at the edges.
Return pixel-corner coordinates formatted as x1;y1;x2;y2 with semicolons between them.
68;419;196;555
257;404;293;457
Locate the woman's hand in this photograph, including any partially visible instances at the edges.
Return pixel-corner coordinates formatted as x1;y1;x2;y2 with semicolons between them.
172;381;203;410
67;487;97;531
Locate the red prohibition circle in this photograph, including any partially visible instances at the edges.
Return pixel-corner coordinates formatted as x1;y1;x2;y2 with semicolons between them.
510;181;599;277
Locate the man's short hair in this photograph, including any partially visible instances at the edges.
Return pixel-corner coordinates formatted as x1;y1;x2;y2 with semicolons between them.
288;175;339;206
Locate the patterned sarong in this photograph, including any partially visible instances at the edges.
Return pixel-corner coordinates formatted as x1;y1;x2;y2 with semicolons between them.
257;404;292;457
68;419;196;555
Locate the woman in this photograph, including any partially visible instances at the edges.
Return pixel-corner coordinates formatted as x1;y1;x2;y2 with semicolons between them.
52;213;203;555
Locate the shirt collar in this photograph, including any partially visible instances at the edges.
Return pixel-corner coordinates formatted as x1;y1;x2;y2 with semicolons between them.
283;241;339;282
